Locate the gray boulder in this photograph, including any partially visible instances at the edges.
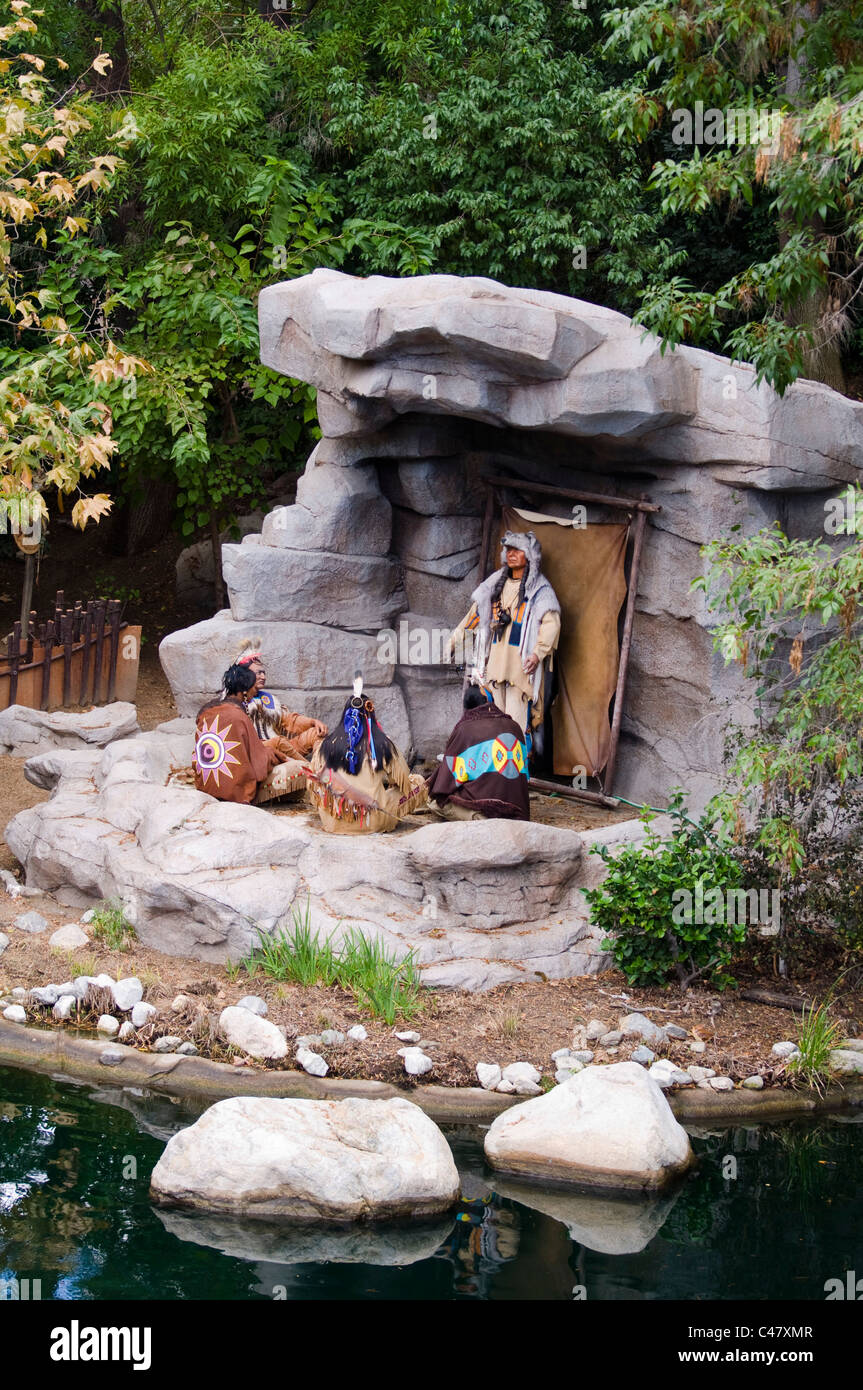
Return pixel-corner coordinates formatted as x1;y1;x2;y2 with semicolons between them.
484;1060;693;1191
261;463;391;555
0;702;138;757
149;1095;460;1221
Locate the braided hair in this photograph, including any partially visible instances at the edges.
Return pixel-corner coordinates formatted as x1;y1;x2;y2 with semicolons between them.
490;559;530;640
319;694;397;776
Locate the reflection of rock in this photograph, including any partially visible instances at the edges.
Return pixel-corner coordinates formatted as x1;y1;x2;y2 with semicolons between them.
149;1095;460;1221
88;1085;205;1144
488;1174;681;1254
155;1207;452;1267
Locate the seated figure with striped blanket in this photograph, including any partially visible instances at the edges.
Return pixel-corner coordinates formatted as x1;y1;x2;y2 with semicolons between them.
306;674;427;833
428;681;530;821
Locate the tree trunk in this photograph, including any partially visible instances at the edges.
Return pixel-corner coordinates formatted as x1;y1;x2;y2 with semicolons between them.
19;554;35;641
782;3;846;392
209;514;225;611
76;0;130;95
258;0;292;27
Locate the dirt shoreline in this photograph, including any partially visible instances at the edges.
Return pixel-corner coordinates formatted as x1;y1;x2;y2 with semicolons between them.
2;1017;862;1128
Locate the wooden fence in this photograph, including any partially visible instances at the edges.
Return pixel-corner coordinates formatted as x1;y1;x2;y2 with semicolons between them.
0;590;141;712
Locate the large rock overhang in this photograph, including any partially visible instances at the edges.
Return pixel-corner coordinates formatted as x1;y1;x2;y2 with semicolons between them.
249;269;863;809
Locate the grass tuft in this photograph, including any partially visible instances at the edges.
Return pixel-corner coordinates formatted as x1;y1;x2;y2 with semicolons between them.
242;902;423;1025
787;1000;845;1094
90;899;136;952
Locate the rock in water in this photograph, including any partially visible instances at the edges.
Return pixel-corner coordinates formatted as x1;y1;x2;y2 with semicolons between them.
484;1060;693;1192
149;1096;461;1221
219;1005;288;1061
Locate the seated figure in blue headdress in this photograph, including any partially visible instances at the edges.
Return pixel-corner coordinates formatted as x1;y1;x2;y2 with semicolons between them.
306;674;427;834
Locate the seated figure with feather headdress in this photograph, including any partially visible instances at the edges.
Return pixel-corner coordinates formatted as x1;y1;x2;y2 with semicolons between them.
226;637;328;759
306;674;427;834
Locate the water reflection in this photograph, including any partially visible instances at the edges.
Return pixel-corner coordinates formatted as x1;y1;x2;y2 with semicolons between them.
0;1067;861;1300
486;1175;681;1255
156;1207;454;1267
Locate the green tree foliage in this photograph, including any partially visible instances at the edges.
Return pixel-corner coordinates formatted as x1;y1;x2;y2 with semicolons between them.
696;488;863;963
277;0;682;309
603;0;863;392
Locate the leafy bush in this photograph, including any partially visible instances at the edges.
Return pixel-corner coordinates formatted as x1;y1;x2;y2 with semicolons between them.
584;793;745;989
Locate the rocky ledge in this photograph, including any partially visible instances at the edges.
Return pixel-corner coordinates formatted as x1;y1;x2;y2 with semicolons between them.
4;718;656;988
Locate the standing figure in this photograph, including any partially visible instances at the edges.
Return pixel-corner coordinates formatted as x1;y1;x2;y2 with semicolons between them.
194;664;305;805
450;531;561;742
227;639;328;758
306;674;427;834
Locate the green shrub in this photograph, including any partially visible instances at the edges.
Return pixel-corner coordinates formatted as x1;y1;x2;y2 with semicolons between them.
584;793;745;989
90;900;136;951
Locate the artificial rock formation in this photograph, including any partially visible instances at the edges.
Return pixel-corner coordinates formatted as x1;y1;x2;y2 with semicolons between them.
4;725;657;985
158;268;863;808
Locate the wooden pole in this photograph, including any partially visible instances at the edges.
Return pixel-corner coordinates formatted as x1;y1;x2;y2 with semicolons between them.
79;605;93;704
481;474;661;514
479;484;497;582
62;612;74;707
8;621;20;706
19;554;35;643
40;619;54;710
91;599;106;703
106;599;121;703
602;508;648;797
529;776;619;810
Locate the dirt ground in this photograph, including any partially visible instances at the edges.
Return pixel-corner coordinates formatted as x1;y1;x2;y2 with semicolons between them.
2;886;860;1091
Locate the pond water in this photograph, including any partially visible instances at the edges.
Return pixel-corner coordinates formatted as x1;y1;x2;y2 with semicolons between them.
0;1066;860;1301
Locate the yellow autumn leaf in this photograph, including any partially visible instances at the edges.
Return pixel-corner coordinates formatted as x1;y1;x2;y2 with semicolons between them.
0;192;36;222
47;177;75;202
54;58;69;71
20;53;45;72
71;493;113;529
62;215;88;237
75;167;110;192
92;54;113;76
